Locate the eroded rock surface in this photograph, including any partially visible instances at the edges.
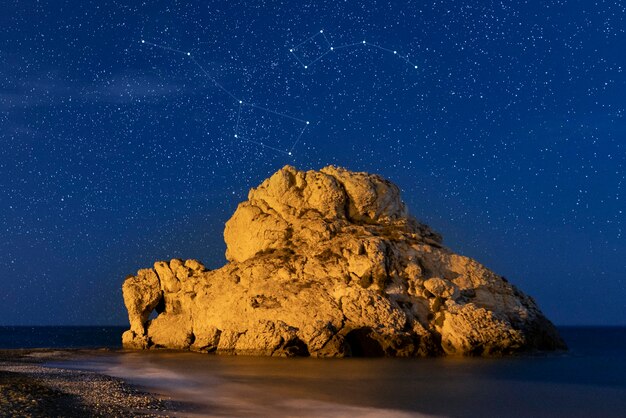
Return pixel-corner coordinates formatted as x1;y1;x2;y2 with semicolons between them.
122;165;565;356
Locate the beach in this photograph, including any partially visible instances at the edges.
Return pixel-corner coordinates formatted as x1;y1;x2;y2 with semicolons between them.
0;349;180;417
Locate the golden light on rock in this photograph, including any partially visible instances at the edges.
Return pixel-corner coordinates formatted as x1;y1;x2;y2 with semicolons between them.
122;165;565;357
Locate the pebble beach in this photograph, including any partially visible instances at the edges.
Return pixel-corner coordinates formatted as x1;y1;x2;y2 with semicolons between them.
0;350;181;418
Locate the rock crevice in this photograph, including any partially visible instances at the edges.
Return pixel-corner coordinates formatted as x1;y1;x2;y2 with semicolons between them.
122;165;565;356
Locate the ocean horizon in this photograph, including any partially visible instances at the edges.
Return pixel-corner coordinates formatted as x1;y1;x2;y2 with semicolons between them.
0;325;127;349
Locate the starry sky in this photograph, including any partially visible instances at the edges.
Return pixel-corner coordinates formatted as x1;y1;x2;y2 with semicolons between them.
1;0;624;326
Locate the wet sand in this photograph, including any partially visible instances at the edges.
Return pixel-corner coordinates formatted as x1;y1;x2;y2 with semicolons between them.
0;349;184;417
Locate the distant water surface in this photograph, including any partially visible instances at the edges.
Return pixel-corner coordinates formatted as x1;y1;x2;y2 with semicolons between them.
0;326;125;349
35;327;626;417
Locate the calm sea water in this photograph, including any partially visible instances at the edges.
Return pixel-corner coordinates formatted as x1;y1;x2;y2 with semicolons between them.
0;326;126;349
2;326;616;417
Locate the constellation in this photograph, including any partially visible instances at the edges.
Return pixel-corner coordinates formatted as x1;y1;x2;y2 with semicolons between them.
140;39;309;156
289;30;419;70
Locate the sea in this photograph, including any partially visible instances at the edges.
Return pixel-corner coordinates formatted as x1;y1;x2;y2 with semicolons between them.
1;326;625;417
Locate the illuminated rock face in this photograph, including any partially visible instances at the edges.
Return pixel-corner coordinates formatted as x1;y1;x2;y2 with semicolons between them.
122;165;565;357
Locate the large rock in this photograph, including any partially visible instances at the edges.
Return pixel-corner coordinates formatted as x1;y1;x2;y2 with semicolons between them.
121;165;566;356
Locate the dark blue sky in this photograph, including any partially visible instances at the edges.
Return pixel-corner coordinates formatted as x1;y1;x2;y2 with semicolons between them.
1;0;624;325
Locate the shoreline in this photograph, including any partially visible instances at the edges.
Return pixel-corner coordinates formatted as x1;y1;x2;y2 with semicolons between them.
0;330;625;418
0;349;186;417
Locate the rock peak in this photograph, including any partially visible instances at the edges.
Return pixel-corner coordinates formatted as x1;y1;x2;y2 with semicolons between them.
122;166;565;357
225;164;440;263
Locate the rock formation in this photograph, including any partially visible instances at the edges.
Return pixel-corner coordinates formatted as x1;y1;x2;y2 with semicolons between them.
122;165;565;357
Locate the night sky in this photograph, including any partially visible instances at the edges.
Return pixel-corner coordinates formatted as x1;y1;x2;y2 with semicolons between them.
1;0;624;326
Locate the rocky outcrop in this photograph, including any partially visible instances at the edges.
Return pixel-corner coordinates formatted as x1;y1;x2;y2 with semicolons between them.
122;165;566;357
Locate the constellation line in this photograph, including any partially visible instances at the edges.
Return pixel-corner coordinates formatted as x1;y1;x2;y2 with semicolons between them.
188;56;240;102
367;43;419;68
288;30;420;70
398;55;418;68
291;30;323;49
367;43;395;54
244;102;308;123
307;50;332;66
319;30;332;48
237;135;291;155
140;38;310;155
289;50;308;68
289;124;309;154
331;42;363;50
141;40;189;55
235;102;242;136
